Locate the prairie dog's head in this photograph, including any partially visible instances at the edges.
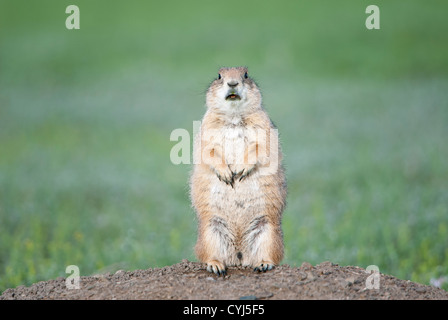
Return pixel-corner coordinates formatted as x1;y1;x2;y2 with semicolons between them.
206;67;262;111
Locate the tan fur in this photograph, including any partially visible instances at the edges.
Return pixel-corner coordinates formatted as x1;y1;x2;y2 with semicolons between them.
190;67;287;274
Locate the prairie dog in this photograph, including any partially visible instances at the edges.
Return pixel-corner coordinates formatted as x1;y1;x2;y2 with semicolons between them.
190;67;287;275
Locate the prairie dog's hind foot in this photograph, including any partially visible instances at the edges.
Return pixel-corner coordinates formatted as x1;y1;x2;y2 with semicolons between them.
206;260;227;276
253;261;275;273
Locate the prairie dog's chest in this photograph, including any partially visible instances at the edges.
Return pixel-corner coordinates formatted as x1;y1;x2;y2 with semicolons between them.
220;124;246;164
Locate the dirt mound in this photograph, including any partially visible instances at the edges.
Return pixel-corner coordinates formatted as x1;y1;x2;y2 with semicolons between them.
1;260;447;300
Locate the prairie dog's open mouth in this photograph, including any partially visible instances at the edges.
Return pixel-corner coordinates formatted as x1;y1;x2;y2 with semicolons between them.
225;92;241;101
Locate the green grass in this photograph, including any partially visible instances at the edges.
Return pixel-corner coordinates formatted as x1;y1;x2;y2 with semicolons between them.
1;0;448;292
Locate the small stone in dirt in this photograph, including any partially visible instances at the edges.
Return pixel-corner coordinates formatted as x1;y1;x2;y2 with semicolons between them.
239;295;258;300
300;262;313;270
306;271;316;281
344;277;355;287
256;292;274;299
318;261;333;268
415;287;426;293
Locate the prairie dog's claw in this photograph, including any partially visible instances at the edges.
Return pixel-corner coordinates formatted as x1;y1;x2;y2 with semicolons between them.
206;260;227;276
253;263;275;273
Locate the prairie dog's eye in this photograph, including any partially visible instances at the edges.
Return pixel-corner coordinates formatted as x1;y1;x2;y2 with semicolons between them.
244;72;248;79
218;74;222;80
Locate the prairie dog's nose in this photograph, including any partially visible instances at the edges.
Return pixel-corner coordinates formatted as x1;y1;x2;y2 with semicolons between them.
227;80;239;88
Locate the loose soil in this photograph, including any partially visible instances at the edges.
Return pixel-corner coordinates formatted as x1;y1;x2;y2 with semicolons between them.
1;260;447;300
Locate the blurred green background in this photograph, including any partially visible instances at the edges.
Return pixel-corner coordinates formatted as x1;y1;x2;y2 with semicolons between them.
1;0;447;292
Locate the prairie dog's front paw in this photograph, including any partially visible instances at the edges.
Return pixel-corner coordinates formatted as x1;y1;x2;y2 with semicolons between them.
230;163;256;182
214;164;234;187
